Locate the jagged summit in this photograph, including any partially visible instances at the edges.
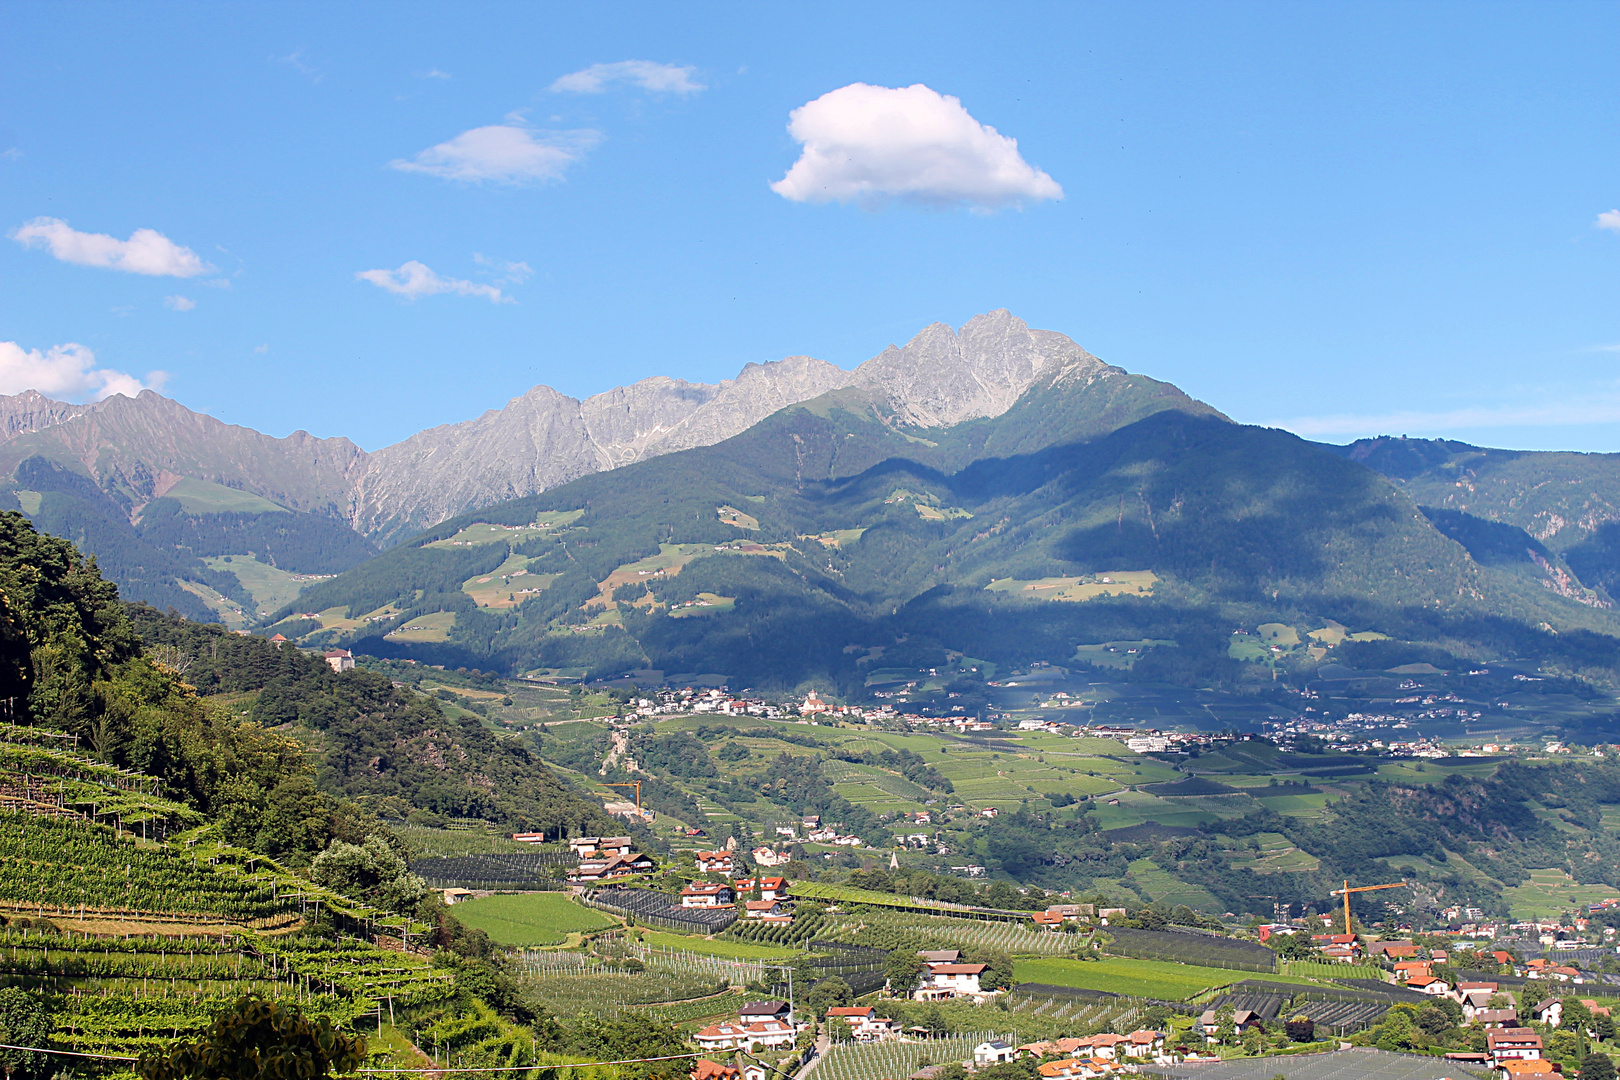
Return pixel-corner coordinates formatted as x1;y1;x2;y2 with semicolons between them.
0;311;1154;541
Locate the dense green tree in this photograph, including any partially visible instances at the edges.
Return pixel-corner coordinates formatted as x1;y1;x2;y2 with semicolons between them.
1581;1052;1617;1080
885;953;924;994
310;835;427;913
135;995;365;1080
0;988;51;1080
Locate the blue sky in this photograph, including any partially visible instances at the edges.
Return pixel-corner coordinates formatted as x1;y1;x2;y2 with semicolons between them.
1;1;1616;452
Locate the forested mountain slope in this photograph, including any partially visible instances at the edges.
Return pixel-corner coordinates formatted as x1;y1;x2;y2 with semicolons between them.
1331;435;1620;602
273;369;1620;691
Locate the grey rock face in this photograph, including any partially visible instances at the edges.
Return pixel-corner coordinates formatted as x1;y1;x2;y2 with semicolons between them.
0;312;1159;539
850;310;1112;427
0;391;92;443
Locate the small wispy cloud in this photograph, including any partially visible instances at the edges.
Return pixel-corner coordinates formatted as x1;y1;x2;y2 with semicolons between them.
418;68;452;80
0;340;166;401
390;123;600;184
356;260;510;303
254;343;270;355
549;60;703;95
163;295;195;312
12;218;213;277
473;253;533;286
276;48;323;83
1277;400;1620;437
1598;209;1620;233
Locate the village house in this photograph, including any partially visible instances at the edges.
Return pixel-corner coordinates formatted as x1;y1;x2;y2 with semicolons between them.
324;649;354;673
510;831;546;844
1031;911;1065;929
1473;1010;1519;1028
1034;1059;1105;1079
1486;1028;1544;1065
915;962;987;1000
973;1041;1015;1066
733;876;788;901
740;1001;794;1025
567;851;655;883
680;882;733;909
750;846;791;868
1497;1061;1559;1079
441;887;474;905
691;1020;794;1053
825;1006;898;1041
1529;999;1562;1027
695;850;735;874
742;899;791;923
689;1060;738;1080
1199;1008;1265;1038
1408;975;1451;996
568;836;634;859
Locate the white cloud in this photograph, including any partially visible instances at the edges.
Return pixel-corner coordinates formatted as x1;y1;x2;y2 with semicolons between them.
1598;209;1620;233
1278;400;1620;437
549;60;703;95
12;217;212;277
254;343;270;354
771;83;1064;210
0;341;166;401
419;68;452;80
276;48;323;83
473;253;533;284
356;261;510;302
163;295;195;311
390;124;599;183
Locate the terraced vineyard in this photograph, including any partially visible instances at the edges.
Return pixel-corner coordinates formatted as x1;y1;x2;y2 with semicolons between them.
0;812;294;924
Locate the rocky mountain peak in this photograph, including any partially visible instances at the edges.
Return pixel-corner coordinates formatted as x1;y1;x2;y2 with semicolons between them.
849;309;1111;427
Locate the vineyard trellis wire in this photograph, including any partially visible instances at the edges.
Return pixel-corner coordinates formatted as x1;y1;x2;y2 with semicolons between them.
818;909;1074;956
582;887;737;934
813;1032;1015;1080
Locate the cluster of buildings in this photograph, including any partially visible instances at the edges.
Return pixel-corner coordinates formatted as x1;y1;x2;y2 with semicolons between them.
563;836;658;883
693;1001;801;1053
971;1031;1172;1076
678;864;793;923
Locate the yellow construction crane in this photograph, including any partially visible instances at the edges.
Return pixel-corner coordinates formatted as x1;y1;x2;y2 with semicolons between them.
1329;879;1406;936
604;781;642;809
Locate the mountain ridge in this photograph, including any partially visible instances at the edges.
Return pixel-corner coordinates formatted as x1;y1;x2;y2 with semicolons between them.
0;311;1136;543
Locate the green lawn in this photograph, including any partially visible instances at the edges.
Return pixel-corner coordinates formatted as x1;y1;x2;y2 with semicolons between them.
448;892;616;945
1012;957;1242;1000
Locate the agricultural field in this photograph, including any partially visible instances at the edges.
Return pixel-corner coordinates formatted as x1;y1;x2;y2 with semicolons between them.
1503;868;1620;920
204;554;332;614
668;593;736;618
447;893;617;946
634;930;800;959
983;571;1157;602
425;511;583;549
816;1031;1012;1080
1124;858;1225;910
385;610;457;642
1222;832;1321;874
463;551;559;609
1011;957;1242;1000
163;476;288;514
